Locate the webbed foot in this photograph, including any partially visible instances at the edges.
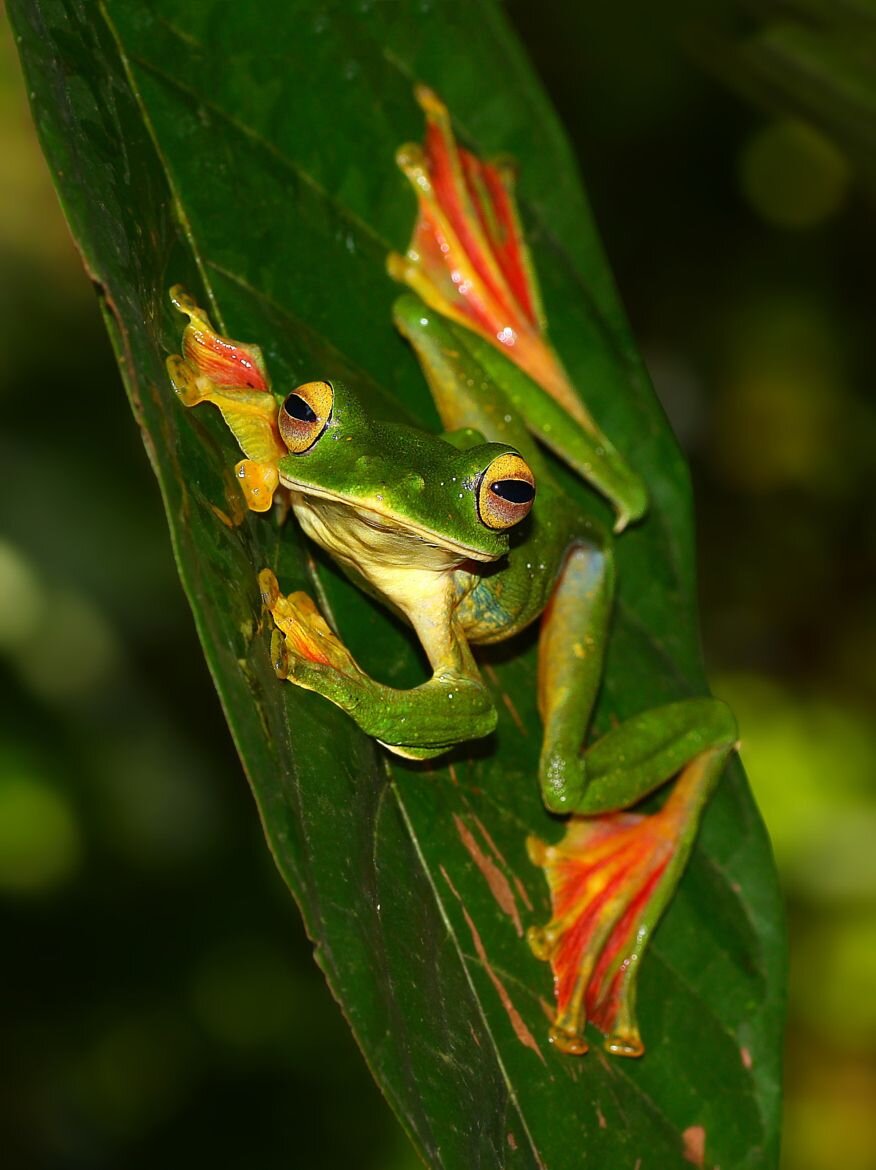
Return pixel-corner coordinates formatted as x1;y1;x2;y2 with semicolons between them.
259;570;363;696
528;755;721;1058
167;287;285;512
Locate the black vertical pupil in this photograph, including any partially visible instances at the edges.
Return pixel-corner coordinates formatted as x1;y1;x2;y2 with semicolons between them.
283;393;317;423
490;479;534;504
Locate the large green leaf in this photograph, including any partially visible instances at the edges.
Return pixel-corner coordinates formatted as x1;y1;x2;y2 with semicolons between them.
9;1;785;1166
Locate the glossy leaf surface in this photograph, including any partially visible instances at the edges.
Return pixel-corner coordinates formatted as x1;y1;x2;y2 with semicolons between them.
9;2;785;1166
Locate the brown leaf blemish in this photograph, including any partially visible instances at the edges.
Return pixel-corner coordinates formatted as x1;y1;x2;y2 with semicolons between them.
454;814;523;935
483;664;527;735
501;690;527;734
682;1125;706;1167
209;504;235;529
471;816;535;912
440;866;544;1063
513;873;534;912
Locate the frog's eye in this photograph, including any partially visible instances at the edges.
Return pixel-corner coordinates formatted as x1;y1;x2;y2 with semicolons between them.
476;452;536;530
279;380;333;453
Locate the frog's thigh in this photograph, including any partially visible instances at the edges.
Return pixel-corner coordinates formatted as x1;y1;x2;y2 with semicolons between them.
537;540;615;814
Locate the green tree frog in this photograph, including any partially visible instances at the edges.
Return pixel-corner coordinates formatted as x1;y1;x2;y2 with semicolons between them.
165;88;737;1059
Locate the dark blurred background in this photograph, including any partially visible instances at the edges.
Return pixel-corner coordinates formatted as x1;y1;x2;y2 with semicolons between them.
1;4;874;1168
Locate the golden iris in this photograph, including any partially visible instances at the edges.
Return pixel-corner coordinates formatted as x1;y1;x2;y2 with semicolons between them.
477;452;536;530
278;380;334;453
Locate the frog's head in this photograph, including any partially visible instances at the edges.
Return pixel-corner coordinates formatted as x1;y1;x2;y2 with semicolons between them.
275;380;535;562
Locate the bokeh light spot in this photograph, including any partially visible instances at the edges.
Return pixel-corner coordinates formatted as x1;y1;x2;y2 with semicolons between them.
66;1011;197;1137
16;589;119;703
784;1061;876;1170
714;673;876;874
0;539;44;650
713;371;840;493
793;912;876;1051
0;767;81;892
708;294;854;495
190;941;299;1050
739;119;850;229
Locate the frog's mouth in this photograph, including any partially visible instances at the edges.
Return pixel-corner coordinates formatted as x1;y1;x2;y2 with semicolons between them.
279;477;503;563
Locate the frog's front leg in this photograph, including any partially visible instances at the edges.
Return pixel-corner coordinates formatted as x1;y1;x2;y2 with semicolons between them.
529;540;737;1057
259;570;497;759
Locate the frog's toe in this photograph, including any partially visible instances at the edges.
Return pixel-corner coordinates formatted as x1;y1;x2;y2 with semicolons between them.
235;460;280;513
604;1030;645;1059
270;628;290;680
525;835;548;867
258;568;281;608
548;1024;589;1056
166;353;205;407
525;922;554;963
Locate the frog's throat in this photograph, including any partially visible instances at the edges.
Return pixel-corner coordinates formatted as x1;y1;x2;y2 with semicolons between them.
280;478;502;563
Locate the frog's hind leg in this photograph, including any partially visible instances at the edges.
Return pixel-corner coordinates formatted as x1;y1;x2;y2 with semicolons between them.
531;542;737;1056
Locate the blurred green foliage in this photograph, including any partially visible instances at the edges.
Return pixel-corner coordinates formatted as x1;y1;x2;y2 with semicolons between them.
697;0;876;190
1;3;874;1168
